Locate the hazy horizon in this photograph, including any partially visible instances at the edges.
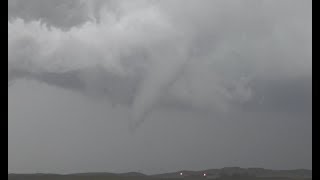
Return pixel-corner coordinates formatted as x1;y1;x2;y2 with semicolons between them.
8;0;312;175
8;166;312;176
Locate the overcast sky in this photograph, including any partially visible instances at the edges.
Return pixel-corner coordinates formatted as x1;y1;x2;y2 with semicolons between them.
8;0;312;175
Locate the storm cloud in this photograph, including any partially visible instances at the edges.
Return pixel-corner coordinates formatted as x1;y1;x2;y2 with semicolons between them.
8;0;311;174
8;0;311;126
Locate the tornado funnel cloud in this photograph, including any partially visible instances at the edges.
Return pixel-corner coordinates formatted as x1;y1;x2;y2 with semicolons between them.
8;0;311;132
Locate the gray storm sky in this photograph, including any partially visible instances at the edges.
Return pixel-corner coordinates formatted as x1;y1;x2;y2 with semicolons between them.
8;0;312;174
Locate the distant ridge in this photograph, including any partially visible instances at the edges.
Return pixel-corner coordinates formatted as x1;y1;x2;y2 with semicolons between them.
152;167;312;179
8;167;312;179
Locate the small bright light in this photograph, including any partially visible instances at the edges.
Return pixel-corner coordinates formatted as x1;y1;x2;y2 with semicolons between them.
203;173;206;176
180;172;183;175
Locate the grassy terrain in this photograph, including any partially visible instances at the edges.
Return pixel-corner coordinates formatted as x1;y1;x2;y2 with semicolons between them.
8;174;312;180
8;168;312;180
